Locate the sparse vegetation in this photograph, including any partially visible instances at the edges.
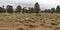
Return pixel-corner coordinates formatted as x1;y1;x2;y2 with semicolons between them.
55;27;60;30
0;13;59;30
0;1;60;30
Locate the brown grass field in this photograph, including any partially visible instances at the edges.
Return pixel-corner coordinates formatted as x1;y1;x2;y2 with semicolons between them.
0;13;60;30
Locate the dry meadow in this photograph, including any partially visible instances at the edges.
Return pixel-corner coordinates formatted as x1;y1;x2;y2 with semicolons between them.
0;13;60;30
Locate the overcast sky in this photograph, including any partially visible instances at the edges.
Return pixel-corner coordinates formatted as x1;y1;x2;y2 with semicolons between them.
0;0;60;10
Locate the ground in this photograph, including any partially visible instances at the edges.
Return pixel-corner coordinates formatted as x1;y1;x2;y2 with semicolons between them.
0;13;60;30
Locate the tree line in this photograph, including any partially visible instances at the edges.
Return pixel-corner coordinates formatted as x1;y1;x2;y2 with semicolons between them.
42;5;60;13
0;2;60;14
0;2;40;14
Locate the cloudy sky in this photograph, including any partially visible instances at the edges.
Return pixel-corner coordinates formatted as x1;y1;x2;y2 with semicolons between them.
0;0;60;10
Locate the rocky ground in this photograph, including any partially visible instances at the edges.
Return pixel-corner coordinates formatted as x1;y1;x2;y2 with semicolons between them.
0;13;60;30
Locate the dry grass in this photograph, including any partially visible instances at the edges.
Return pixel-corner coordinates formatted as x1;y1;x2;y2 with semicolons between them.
0;13;60;30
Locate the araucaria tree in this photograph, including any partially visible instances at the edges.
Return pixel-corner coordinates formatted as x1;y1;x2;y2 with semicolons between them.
56;5;60;13
16;5;21;13
6;5;13;13
34;2;40;14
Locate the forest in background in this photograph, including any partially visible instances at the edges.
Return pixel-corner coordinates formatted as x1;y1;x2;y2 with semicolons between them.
0;2;60;14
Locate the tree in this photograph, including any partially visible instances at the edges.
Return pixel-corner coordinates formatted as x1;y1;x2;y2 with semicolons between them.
56;5;60;13
0;7;3;13
47;9;51;13
6;5;13;13
44;9;48;12
34;2;40;14
22;7;26;14
28;7;31;13
0;6;6;13
30;8;34;13
16;5;21;13
2;5;6;13
51;8;55;13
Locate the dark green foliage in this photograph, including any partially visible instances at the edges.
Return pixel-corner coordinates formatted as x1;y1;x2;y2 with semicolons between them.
22;7;26;14
30;8;34;13
0;6;6;13
6;5;13;13
0;3;60;13
27;7;31;13
16;5;21;13
44;9;51;13
0;7;3;13
44;8;55;13
2;5;6;13
27;7;34;13
28;7;31;13
47;9;51;13
25;8;28;13
44;9;48;12
2;8;6;13
34;2;40;13
51;8;55;13
56;5;60;13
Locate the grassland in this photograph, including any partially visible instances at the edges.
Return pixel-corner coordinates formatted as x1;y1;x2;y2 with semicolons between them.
0;13;60;30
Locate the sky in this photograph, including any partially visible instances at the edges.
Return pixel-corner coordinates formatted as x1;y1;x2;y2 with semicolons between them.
0;0;60;10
